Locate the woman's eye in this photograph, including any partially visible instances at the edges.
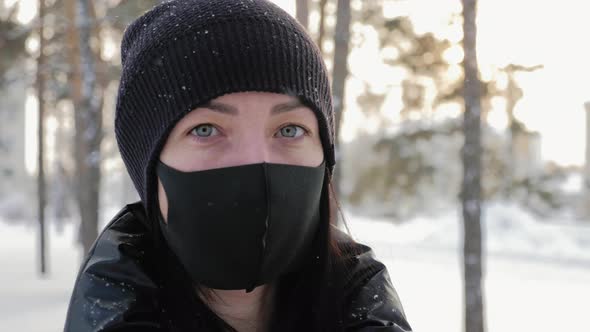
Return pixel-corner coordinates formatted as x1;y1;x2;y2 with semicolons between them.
278;125;306;138
190;124;218;138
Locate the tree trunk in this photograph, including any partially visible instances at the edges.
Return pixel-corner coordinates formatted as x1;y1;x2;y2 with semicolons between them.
331;0;351;197
317;0;328;54
75;0;102;255
461;1;485;332
585;102;590;218
296;0;309;30
65;0;82;101
36;0;47;276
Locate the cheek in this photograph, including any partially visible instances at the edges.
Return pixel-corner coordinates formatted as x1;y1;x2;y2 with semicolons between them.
161;141;223;171
157;179;168;223
304;138;324;166
310;141;325;166
274;137;324;167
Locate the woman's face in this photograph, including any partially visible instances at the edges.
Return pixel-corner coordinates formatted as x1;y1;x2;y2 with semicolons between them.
157;91;324;221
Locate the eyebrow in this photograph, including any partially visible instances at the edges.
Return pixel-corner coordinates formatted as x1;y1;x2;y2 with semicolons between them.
201;99;304;115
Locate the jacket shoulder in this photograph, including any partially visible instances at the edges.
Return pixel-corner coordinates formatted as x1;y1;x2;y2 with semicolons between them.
333;228;413;331
64;202;163;331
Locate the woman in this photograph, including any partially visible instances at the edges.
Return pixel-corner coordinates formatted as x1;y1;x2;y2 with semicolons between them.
64;1;412;331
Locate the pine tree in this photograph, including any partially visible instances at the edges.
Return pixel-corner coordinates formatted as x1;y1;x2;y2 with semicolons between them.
296;0;309;31
75;0;102;255
331;0;351;196
461;0;485;331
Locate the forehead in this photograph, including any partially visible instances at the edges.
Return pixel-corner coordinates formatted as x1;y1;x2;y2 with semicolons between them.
214;91;297;104
179;91;318;120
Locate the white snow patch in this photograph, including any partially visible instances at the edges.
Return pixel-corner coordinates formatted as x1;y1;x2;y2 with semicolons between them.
344;201;590;332
0;219;80;332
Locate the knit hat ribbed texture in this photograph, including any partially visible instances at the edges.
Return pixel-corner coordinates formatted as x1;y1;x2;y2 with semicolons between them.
114;0;335;215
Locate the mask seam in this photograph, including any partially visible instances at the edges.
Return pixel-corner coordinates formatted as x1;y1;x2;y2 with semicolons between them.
253;163;272;292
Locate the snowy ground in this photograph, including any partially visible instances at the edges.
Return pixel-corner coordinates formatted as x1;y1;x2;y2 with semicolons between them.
346;202;590;332
0;222;80;332
1;202;589;331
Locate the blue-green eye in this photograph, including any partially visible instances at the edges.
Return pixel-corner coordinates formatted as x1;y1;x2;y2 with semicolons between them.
191;124;218;137
279;125;305;138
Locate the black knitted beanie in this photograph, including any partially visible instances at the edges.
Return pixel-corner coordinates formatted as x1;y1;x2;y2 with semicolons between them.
114;0;335;216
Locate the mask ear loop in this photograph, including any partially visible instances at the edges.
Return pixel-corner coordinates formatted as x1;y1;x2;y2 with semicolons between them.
154;161;171;230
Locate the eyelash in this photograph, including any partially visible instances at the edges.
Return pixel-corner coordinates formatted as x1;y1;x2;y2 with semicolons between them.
188;123;310;142
275;123;310;139
189;124;220;141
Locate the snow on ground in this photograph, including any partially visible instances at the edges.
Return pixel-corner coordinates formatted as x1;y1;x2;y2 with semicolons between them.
1;202;589;331
0;221;80;332
347;201;590;264
346;201;590;332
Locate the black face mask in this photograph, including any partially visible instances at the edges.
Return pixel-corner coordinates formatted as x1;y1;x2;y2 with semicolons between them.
156;160;325;291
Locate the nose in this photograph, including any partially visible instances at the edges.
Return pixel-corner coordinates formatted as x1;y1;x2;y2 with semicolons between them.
225;132;270;166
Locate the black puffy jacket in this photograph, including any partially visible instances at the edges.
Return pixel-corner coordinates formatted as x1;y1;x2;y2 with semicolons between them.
63;202;412;331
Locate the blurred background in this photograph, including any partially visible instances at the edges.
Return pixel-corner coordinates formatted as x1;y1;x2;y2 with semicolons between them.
1;0;589;331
